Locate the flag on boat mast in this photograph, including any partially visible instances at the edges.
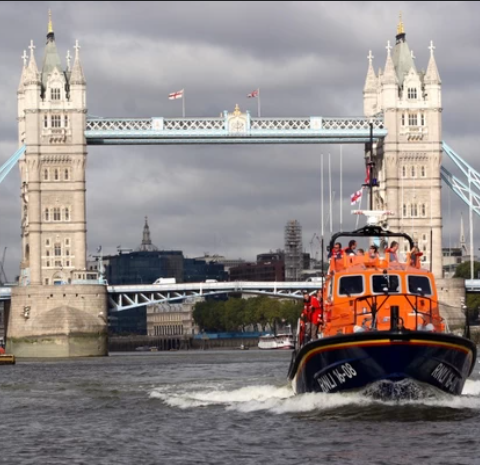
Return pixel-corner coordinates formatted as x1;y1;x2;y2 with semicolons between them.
350;190;362;205
168;89;185;117
247;88;261;117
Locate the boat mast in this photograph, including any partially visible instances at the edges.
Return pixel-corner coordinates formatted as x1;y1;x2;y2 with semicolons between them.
368;121;374;211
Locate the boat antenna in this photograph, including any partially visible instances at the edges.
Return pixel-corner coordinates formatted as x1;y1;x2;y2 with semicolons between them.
367;120;374;210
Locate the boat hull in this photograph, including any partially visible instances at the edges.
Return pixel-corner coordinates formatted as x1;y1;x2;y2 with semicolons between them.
287;331;477;397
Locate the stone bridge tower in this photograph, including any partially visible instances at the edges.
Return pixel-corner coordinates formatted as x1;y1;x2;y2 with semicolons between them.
7;13;107;357
364;16;443;279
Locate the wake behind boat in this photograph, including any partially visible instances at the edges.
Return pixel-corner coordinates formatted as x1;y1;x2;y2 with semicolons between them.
287;210;477;398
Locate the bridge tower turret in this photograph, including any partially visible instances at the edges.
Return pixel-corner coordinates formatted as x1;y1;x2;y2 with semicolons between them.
364;14;443;279
7;12;107;358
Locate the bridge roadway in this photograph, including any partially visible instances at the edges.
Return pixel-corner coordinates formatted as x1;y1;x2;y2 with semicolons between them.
0;281;323;311
2;280;480;310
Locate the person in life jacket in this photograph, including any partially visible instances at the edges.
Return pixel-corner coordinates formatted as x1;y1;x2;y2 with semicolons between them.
385;241;399;262
328;242;344;260
311;289;324;338
344;240;357;256
300;290;317;345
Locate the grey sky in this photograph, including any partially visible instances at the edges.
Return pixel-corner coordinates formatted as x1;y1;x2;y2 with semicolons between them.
1;1;480;279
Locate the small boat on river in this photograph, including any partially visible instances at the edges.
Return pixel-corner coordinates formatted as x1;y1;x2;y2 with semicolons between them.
258;333;294;350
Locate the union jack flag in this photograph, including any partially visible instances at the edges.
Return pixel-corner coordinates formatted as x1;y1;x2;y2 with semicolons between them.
247;89;259;98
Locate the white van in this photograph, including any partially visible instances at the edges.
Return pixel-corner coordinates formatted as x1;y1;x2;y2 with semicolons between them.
153;277;176;284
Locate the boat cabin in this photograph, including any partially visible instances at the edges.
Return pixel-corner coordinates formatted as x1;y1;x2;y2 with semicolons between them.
321;248;445;337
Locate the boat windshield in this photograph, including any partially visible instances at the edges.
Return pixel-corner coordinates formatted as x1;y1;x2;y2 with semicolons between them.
372;274;401;294
407;275;432;296
338;275;364;296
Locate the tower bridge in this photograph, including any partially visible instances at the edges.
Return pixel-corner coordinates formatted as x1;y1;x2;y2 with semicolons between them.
1;13;478;357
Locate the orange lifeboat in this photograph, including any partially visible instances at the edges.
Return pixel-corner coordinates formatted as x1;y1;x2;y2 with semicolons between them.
287;210;476;399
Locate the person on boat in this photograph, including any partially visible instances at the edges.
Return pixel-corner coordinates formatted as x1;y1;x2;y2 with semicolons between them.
356;248;365;256
0;346;5;355
386;241;399;262
344;240;357;256
409;245;423;267
300;290;319;345
328;242;343;259
312;289;324;338
368;244;379;259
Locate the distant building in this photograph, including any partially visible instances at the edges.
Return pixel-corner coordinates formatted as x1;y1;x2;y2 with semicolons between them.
147;301;196;337
183;258;228;282
229;260;285;281
193;254;246;273
104;217;184;284
284;220;303;281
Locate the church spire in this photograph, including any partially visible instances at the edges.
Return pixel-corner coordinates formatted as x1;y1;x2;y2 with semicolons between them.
137;217;159;252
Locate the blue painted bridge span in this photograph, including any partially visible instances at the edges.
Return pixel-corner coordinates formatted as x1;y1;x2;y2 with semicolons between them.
84;114;387;145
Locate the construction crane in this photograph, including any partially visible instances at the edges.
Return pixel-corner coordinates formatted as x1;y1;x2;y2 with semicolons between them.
0;247;8;284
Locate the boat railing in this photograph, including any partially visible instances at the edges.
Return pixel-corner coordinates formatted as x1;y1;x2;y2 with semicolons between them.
324;293;445;335
328;251;422;274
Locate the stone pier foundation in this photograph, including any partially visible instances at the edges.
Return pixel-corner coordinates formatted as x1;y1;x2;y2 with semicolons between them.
6;285;108;357
436;277;467;329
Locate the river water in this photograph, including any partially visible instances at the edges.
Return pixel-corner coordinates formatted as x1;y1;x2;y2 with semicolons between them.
1;349;479;465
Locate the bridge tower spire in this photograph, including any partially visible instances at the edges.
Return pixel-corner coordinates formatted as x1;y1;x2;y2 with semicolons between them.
364;13;443;279
8;12;107;358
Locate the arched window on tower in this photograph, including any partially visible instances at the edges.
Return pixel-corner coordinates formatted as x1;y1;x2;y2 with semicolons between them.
401;114;405;126
44;169;49;181
402;166;406;178
421;113;425;126
54;169;59;181
422;204;426;216
421;166;426;177
411;166;416;177
403;204;407;217
64;169;69;180
44;115;48;128
64;115;69;127
64;207;70;221
45;208;49;221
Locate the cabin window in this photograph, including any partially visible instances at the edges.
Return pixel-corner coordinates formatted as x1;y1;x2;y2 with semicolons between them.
407;275;432;296
338;275;364;296
372;274;401;294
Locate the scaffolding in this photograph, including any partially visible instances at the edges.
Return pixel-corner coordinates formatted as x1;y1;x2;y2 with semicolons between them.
284;220;303;281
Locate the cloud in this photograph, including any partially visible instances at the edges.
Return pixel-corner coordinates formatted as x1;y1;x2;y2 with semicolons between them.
1;1;480;280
